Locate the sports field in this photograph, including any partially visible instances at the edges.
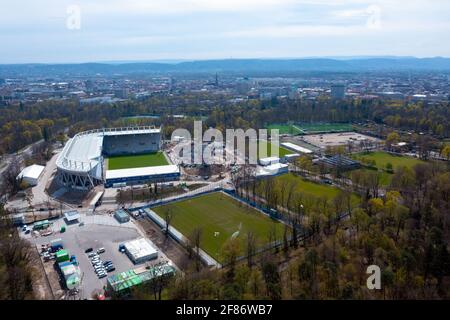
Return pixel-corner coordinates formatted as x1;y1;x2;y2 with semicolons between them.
107;152;169;170
267;124;303;135
152;192;284;262
352;151;424;171
295;123;353;134
258;140;292;158
267;123;353;135
258;173;360;208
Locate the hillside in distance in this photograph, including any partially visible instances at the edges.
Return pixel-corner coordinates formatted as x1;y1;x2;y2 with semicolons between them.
1;57;450;77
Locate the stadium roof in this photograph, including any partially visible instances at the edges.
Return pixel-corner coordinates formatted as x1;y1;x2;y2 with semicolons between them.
105;165;179;180
281;142;313;154
56;126;161;174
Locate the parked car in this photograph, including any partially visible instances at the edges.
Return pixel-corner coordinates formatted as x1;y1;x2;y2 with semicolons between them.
85;248;93;253
96;247;105;254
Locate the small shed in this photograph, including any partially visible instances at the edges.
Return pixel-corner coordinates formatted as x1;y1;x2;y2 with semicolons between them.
56;249;70;263
64;210;80;223
17;164;45;186
114;209;130;223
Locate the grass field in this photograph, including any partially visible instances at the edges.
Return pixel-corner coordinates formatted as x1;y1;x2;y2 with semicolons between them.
258;173;360;208
107;152;169;170
352;151;424;171
267;123;353;135
348;152;425;186
267;124;303;135
345;168;393;186
258;140;292;158
152;192;284;262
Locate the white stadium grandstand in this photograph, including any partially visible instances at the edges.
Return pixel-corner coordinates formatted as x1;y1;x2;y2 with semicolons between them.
56;126;169;190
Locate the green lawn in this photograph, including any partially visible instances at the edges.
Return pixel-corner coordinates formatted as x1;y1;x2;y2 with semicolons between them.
352;151;424;171
258;140;292;158
152;192;284;262
267;124;303;135
258;173;360;208
107;152;169;170
345;168;393;186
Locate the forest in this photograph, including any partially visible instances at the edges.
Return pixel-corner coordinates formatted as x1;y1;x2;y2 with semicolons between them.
0;94;448;156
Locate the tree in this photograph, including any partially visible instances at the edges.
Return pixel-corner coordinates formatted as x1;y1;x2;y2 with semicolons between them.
386;131;400;151
163;208;173;238
245;231;256;268
222;238;241;280
441;144;450;160
189;227;203;271
0;204;35;299
261;260;282;300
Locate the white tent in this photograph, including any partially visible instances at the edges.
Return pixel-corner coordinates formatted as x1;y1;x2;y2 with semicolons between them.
17;164;45;186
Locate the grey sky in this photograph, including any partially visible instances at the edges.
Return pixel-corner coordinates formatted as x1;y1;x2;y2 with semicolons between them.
1;0;449;63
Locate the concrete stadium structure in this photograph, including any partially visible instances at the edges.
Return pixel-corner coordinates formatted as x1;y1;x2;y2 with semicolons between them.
56;126;163;190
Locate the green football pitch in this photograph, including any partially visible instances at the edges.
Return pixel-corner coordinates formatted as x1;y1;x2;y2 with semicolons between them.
152;192;284;262
107;152;169;170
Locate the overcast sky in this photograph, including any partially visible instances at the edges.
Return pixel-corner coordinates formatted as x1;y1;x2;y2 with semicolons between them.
1;0;450;63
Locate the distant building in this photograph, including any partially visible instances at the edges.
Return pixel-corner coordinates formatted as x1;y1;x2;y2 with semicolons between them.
331;84;346;99
259;157;280;166
318;155;360;171
256;163;289;177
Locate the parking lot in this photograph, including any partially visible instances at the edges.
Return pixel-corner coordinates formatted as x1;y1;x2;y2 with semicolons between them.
25;214;174;299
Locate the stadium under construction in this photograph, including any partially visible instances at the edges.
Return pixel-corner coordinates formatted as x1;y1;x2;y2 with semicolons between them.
56;126;180;190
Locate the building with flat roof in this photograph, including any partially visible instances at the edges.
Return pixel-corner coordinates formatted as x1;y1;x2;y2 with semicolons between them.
17;164;45;186
107;263;176;296
256;163;289;178
318;155;361;171
124;238;158;264
331;84;346;99
105;165;180;188
114;209;130;223
64;210;80;223
259;157;280;166
281;142;312;154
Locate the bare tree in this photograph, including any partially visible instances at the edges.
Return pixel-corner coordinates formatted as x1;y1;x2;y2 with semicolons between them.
189;227;203;271
246;231;256;268
163;208;173;238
